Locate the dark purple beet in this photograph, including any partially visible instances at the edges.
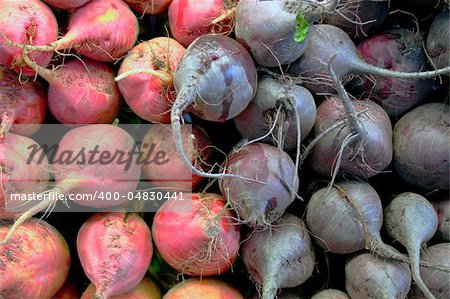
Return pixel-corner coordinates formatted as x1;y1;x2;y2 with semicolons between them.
427;10;449;71
393;103;449;190
355;28;434;117
218;143;299;228
322;0;388;39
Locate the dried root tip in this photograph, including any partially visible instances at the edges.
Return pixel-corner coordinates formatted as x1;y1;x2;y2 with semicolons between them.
115;69;172;83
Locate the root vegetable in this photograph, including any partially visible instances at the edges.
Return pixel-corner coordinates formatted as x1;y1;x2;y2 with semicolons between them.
152;193;240;276
22;53;121;125
410;243;450;299
141;124;212;191
322;0;388;38
0;218;70;299
0;124;141;244
427;10;449;71
0;133;49;219
287;24;450;94
433;200;450;241
81;278;161;298
27;0;139;62
0;66;46;136
168;0;236;47
308;97;392;179
219;143;299;228
170;34;257;179
393;103;449;190
355;27;434;117
384;192;439;299
234;75;316;151
305;181;410;264
163;278;243;299
116;37;185;123
242;213;315;299
0;0;58;75
77;213;153;299
345;249;412;299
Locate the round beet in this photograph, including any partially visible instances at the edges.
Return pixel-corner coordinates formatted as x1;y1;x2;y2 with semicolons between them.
0;0;58;75
234;75;316;151
393;103;449;190
0;66;46;136
356;27;434;117
81;278;161;298
345;250;412;299
77;213;153;299
243;214;315;299
309;97;392;179
0;218;70;299
311;289;350;299
219;143;299;228
116;37;185;123
152;193;240;276
433;200;450;241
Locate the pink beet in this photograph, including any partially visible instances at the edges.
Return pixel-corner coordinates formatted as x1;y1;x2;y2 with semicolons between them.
77;213;153;299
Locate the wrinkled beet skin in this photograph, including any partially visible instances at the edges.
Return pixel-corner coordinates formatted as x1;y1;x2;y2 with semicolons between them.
0;67;47;136
173;34;257;122
393;103;449;190
356;28;433;117
0;218;70;299
152;193;240;276
47;58;121;125
310;97;392;179
219;143;299;227
164;279;243;299
117;37;185;123
77;213;153;299
0;0;58;76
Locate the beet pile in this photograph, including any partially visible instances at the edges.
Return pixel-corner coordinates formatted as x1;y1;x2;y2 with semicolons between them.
0;0;449;298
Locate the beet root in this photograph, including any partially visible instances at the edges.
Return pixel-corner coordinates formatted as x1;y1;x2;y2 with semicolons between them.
152;193;240;276
81;278;161;299
384;192;439;299
433;200;450;241
311;289;350;299
308;97;392;180
242;213;315;299
345;249;412;299
219;143;299;228
0;218;70;299
427;10;449;71
77;213;153;299
393;103;449;190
